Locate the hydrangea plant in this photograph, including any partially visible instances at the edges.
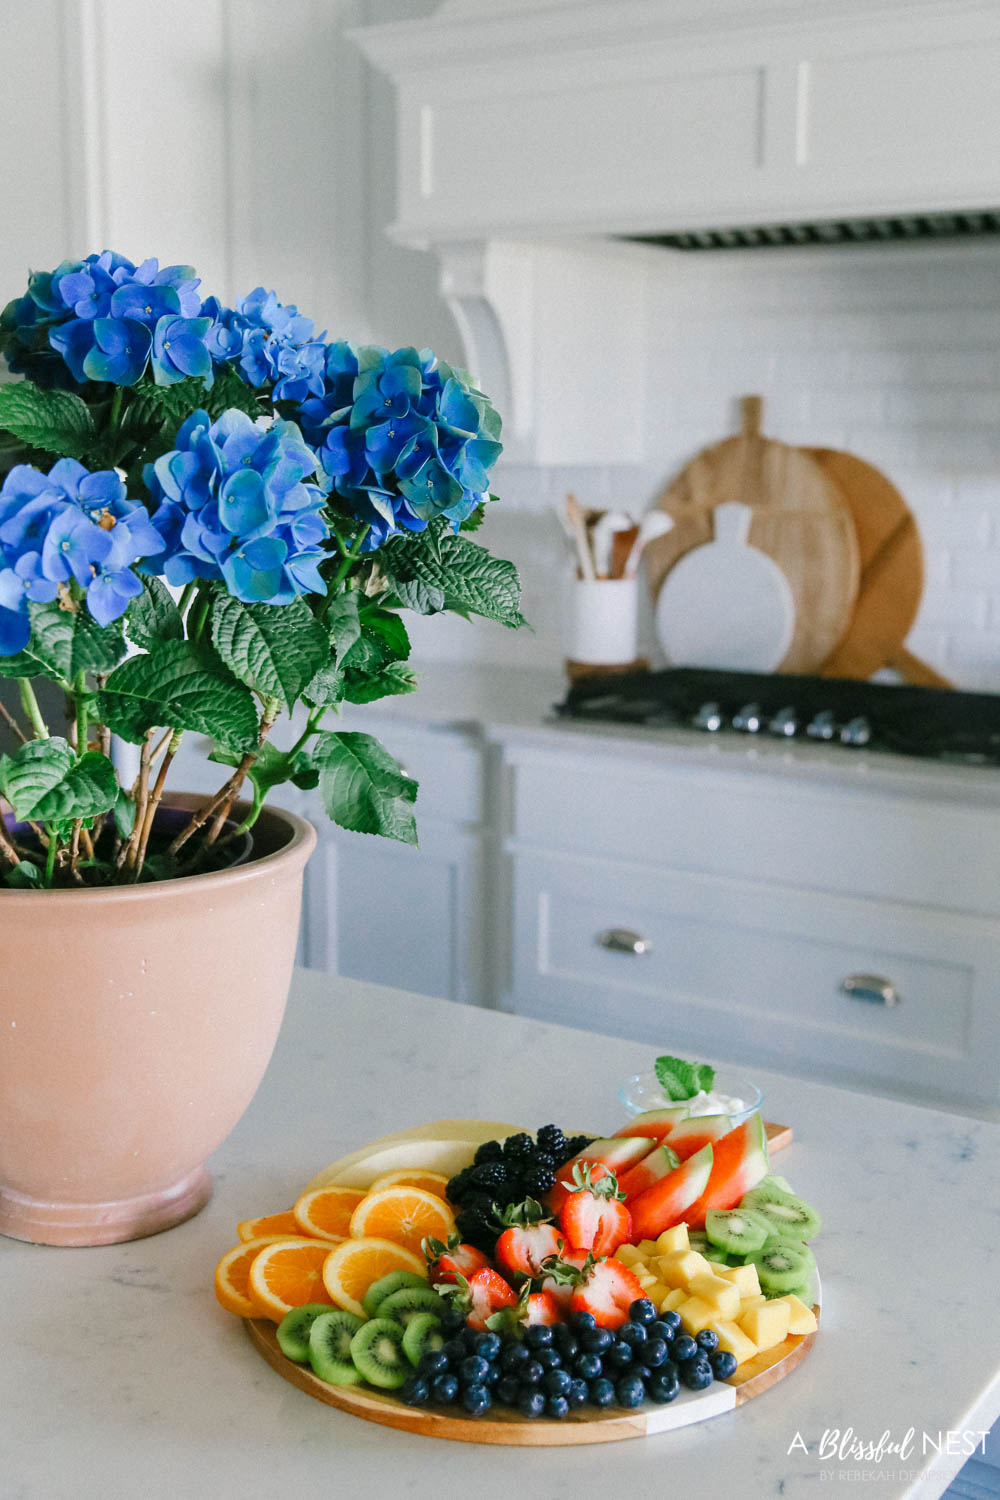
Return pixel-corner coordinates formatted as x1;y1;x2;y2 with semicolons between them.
0;251;523;888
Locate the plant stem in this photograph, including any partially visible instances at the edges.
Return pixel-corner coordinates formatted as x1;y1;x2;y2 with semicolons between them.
177;582;197;619
171;701;278;863
189;589;211;644
18;680;49;739
327;525;370;594
43;831;57;888
117;729;154;872
73;671;88;756
131;730;181;879
287;705;327;760
0;819;21;871
69;821;84;884
220;779;264;844
0;697;28;745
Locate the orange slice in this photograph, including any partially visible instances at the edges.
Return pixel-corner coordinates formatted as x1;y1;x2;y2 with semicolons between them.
322;1237;426;1319
214;1236;291;1317
348;1186;456;1255
292;1185;364;1242
367;1169;452;1199
247;1237;337;1322
237;1210;303;1242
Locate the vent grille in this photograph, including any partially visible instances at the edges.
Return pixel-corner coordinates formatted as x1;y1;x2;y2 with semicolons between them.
631;209;1000;252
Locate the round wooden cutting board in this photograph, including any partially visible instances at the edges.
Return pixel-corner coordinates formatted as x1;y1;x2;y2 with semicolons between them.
645;398;860;674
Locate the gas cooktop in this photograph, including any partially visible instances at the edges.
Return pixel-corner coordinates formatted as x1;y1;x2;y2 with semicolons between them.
555;667;1000;765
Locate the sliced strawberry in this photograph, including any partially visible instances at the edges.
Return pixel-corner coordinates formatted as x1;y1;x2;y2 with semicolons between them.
493;1197;563;1279
558;1163;632;1256
523;1289;561;1326
422;1232;491;1287
547;1136;655;1215
538;1249;593;1310
569;1256;646;1330
464;1267;518;1330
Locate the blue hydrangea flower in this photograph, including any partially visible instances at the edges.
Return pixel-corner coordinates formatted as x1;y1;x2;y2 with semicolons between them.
0;459;165;647
144;409;331;604
199;285;328;403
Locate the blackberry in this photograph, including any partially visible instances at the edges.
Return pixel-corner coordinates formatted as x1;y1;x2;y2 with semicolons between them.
562;1134;594;1159
502;1132;535;1162
446;1167;476;1202
536;1124;567;1157
470;1161;510;1191
473;1140;504;1165
521;1165;556;1195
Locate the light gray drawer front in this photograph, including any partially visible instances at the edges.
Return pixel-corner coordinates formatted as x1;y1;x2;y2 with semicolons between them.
510;851;1000;1106
509;753;1000;917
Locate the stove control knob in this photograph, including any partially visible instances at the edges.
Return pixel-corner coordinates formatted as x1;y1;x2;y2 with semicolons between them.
732;702;762;733
692;701;723;732
840;715;872;747
768;706;799;738
806;710;838;741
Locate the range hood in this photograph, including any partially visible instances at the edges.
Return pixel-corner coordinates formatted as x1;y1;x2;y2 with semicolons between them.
353;0;1000;462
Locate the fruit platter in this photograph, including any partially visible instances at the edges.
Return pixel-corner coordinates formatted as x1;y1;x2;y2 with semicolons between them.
213;1056;821;1445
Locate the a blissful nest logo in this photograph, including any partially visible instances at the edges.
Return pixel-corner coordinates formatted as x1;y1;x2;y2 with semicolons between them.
787;1428;990;1482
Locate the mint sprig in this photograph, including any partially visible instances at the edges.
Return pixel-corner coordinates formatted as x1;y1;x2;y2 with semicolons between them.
654;1054;715;1102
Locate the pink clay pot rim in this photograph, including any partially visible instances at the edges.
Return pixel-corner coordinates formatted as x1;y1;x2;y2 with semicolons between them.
0;794;316;907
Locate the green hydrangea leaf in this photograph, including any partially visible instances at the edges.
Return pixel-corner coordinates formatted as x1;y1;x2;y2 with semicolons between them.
3;859;43;888
99;640;258;749
126;577;184;651
0;382;97;460
0;737;117;823
0;601;126;682
209;594;329;712
381;526;525;628
313;729;418;845
343;661;419;705
327;592;361;661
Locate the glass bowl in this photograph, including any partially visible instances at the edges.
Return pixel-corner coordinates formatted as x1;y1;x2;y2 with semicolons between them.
617;1068;763;1128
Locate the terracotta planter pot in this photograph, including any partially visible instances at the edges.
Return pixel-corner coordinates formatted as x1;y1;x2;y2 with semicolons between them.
0;795;316;1246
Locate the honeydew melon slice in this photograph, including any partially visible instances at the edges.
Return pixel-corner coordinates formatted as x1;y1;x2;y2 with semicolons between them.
302;1120;526;1195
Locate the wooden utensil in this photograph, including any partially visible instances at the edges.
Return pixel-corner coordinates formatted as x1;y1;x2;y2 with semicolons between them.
565;492;596;580
807;448;952;687
645;397;860;674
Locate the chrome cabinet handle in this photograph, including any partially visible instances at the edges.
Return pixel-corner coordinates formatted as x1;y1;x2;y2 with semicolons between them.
597;928;652;956
840;973;902;1006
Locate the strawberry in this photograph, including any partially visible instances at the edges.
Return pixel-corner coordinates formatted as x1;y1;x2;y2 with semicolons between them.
493;1198;564;1279
558;1163;632;1256
522;1289;562;1325
422;1233;491;1287
538;1249;595;1310
486;1283;563;1337
569;1256;646;1329
442;1267;519;1331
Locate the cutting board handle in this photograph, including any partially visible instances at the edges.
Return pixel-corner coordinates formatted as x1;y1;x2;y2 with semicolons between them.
741;394;763;438
713;500;753;546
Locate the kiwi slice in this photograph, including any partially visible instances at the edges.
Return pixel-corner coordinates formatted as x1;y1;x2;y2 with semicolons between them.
705;1207;770;1256
350;1317;409;1389
308;1310;365;1385
687;1230;711;1253
759;1174;794;1195
703;1243;731;1265
763;1234;816;1273
741;1184;821;1241
750;1243;814;1294
276;1303;338;1363
379;1286;447;1329
402;1311;445;1367
361;1270;428;1319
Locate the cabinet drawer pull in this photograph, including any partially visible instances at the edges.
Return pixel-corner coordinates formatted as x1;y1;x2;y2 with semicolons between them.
840;973;901;1007
597;928;652;956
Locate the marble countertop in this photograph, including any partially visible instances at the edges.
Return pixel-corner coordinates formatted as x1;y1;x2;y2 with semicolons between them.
4;968;999;1500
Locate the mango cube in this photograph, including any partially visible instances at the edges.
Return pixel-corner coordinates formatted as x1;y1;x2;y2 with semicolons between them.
637;1239;659;1256
655;1225;689;1254
658;1287;687;1313
687;1272;741;1320
676;1295;718;1334
717;1263;761;1298
773;1294;818;1336
634;1269;658;1288
644;1281;669;1306
708;1317;759;1367
739;1299;791;1352
654;1249;712;1288
615;1243;644;1268
739;1294;767;1316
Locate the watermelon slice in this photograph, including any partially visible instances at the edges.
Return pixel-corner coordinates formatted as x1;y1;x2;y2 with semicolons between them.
547;1136;655;1214
611;1107;689;1144
682;1112;770;1229
618;1142;681;1202
628;1144;715;1240
663;1114;733;1162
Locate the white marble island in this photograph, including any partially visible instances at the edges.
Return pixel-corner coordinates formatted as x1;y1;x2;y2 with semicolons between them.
3;969;999;1499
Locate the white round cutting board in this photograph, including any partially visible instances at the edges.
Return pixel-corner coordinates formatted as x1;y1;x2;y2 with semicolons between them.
655;501;796;671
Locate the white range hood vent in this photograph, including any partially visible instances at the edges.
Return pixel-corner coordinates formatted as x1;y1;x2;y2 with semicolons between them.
354;0;1000;464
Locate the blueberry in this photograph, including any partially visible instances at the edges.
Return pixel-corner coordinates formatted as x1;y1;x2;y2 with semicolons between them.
442;1337;465;1364
462;1326;482;1352
524;1324;554;1350
629;1298;657;1325
589;1376;616;1407
633;1364;652;1383
581;1326;613;1354
643;1337;669;1369
431;1372;459;1403
543;1367;571;1397
520;1359;544;1387
536;1347;562;1370
604;1341;633;1370
496;1375;520;1405
673;1334;698;1363
649;1320;675;1343
681;1360;714;1390
517;1388;546;1418
460;1355;490;1385
475;1332;502;1361
552;1328;579;1362
546;1395;570;1419
463;1382;492;1416
500;1342;530;1373
568;1377;588;1407
615;1374;646;1408
647;1371;680;1404
710;1350;738;1380
484;1363;500;1388
571;1311;597;1333
659;1309;682;1334
401;1376;430;1405
439;1307;466;1336
618;1322;648;1347
575;1352;603;1381
696;1329;719;1354
418;1349;450;1378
